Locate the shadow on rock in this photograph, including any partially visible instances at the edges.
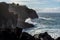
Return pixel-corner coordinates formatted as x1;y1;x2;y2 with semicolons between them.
20;32;35;40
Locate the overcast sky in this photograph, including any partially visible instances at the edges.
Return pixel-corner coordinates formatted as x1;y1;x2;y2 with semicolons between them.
0;0;60;13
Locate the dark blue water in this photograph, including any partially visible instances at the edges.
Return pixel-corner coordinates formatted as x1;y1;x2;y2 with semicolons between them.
24;13;60;39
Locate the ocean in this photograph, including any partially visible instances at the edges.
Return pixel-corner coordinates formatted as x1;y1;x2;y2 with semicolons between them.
23;13;60;39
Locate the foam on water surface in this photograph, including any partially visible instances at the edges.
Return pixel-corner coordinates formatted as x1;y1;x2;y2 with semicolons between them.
24;13;60;39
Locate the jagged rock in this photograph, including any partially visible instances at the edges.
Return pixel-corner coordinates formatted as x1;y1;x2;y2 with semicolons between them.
34;32;54;40
39;32;54;40
27;9;38;19
34;34;40;40
20;32;35;40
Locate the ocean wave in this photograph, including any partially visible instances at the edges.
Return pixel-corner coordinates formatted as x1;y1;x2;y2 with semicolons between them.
24;13;60;39
39;17;55;20
23;29;60;39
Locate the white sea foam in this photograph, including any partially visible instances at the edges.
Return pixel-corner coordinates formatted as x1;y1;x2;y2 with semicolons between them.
23;28;60;39
39;17;54;20
25;18;37;25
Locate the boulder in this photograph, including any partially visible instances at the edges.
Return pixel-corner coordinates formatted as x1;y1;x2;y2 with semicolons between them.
38;32;54;40
34;34;41;40
34;32;54;40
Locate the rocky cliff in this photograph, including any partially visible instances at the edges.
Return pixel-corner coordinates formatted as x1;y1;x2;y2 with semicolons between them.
0;2;38;29
9;3;38;21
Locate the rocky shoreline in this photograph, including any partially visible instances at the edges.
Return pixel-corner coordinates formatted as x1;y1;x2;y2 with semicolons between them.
0;27;60;40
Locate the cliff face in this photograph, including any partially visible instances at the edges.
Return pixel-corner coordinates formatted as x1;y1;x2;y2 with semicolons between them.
0;2;18;29
0;2;9;28
0;2;38;28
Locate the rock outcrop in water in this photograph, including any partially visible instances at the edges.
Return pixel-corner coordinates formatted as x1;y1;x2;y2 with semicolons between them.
34;32;54;40
0;2;38;29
